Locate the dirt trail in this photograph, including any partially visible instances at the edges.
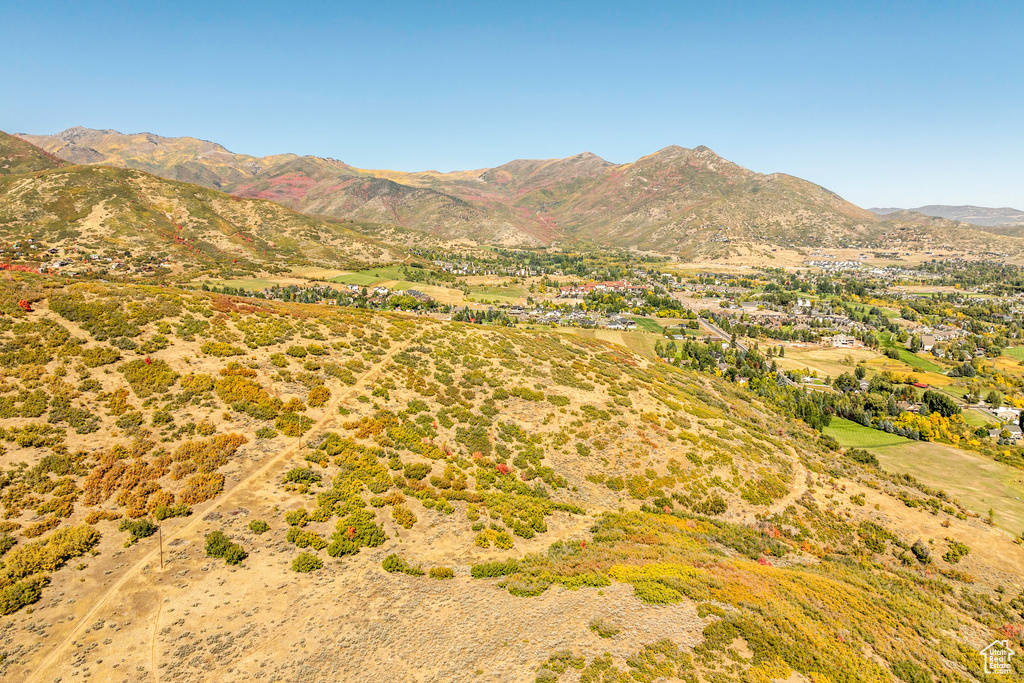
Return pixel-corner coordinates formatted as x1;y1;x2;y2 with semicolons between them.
26;338;414;683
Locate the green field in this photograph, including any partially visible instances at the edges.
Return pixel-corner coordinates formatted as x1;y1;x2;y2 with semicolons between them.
467;285;525;303
876;332;944;372
824;417;912;449
826;418;1024;531
871;441;1024;532
631;317;665;334
1005;347;1024;361
962;409;994;428
201;277;277;291
329;266;411;286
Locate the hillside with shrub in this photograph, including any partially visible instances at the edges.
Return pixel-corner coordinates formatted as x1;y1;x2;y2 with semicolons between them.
0;132;410;278
0;273;1019;681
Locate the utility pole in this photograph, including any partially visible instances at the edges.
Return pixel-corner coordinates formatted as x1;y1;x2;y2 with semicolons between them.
158;524;164;570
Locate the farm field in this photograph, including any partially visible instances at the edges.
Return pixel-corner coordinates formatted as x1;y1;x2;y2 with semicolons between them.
872;440;1024;533
465;284;526;304
773;345;876;379
561;327;660;357
825;419;1024;532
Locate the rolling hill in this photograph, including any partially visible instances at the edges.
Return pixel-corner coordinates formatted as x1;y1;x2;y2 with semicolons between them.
22;127;1023;256
0;132;410;276
0;274;1021;681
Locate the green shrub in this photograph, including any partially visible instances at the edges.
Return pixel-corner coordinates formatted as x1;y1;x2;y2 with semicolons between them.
292;552;322;573
589;618;621;638
223;544;248;565
392;505;417;529
284;468;322;485
326;510;387;557
470;558;519;579
200;341;246;357
80;346;121;368
429;566;455;580
693;495;727;516
152;410;174;427
204;530;247;565
276;412;313;437
382;553;424;576
308;386;330;407
911;539;931;564
0;525;100;589
115;411;145;430
153;504;191;521
249;520;270;534
119;359;179;397
942;539;970;564
285;508;310;527
404;463;431;480
0;575;49;616
286;527;329;550
846;448;879;467
819;434;840;451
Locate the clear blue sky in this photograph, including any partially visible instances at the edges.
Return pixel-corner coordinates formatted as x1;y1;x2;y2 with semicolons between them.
3;0;1022;208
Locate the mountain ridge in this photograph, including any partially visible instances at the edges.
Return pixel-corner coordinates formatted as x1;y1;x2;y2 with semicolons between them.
19;127;1024;255
870;204;1024;227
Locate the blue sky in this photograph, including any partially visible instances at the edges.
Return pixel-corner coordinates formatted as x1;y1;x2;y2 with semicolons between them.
2;0;1022;208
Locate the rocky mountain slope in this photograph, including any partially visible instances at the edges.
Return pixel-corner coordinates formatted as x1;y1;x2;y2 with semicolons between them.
24;128;1022;255
0;275;1021;681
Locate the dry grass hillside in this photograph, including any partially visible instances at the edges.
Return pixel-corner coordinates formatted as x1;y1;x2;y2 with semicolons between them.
0;133;66;177
0;156;406;276
0;274;1021;681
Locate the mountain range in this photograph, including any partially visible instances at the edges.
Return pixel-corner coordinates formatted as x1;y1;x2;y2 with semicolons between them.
871;205;1024;227
19;127;1021;256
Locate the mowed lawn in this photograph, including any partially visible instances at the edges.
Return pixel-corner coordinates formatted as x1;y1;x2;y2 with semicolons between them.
631;317;666;334
824;418;912;448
